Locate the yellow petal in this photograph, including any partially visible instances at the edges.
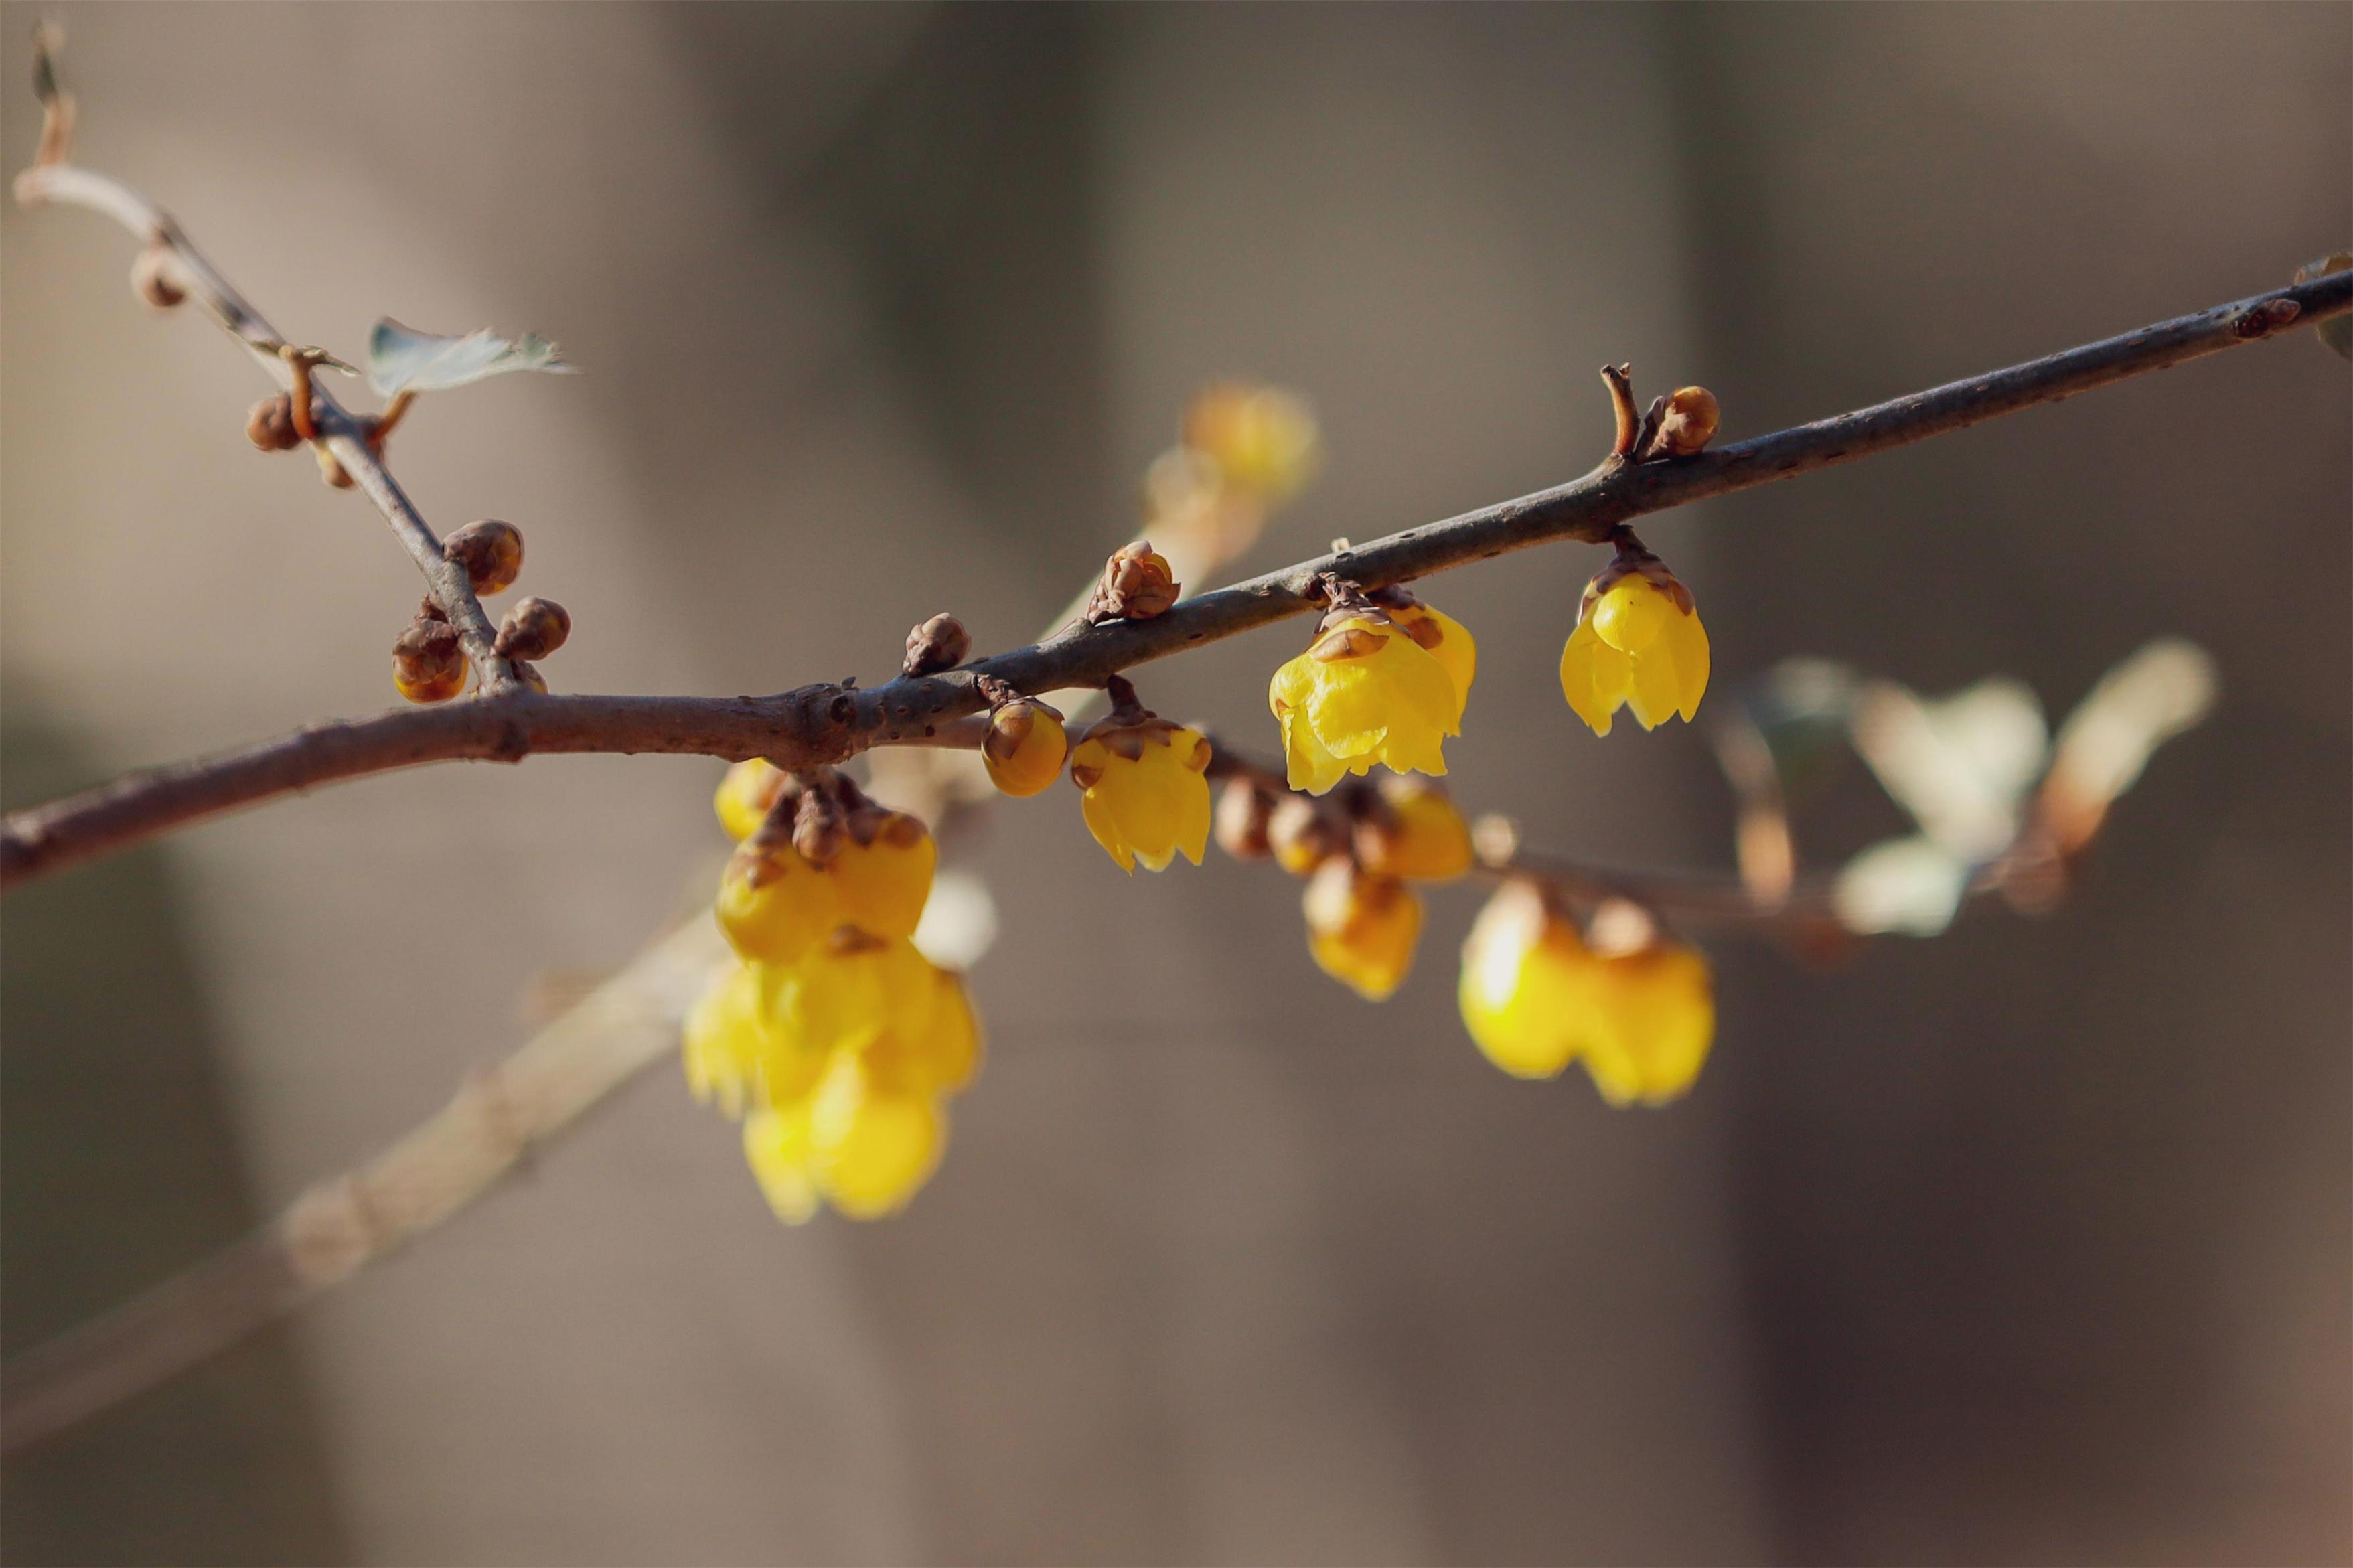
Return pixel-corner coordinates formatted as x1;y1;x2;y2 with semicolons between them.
743;1105;821;1224
1081;781;1136;872
808;1061;945;1220
1666;604;1710;721
830;824;936;941
1591;577;1677;655
1624;641;1684;730
1559;621;1629;737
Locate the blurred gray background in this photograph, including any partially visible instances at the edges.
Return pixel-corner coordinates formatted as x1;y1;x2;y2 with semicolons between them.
1;4;2346;1564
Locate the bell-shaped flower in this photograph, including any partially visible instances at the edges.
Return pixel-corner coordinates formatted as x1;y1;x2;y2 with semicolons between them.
741;1056;948;1224
1069;712;1213;873
1560;562;1709;736
1270;597;1461;795
1302;858;1424;1001
1353;777;1474;882
1371;588;1476;725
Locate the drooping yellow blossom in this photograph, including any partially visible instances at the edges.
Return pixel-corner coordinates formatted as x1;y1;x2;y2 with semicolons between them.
741;1059;947;1225
1375;591;1477;725
982;697;1069;797
714;844;842;966
1457;882;1715;1104
1069;714;1213;873
1302;858;1424;1001
712;805;936;964
692;930;982;1224
1270;605;1461;795
1560;566;1710;736
828;810;936;942
1355;777;1474;882
714;758;788;841
1459;881;1600;1079
1576;940;1714;1107
1182;382;1321;502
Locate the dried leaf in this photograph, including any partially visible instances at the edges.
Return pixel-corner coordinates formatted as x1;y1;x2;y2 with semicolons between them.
2044;638;2217;823
1833;834;1971;937
368;318;575;398
1851;676;2047;862
2294;254;2353;361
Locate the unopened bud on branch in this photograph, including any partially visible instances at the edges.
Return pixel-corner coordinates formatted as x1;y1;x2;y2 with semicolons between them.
902;613;970;677
1087;540;1180;623
131;240;185;309
1651;386;1720;457
246;394;301;451
494;597;570;661
1214;779;1276;860
443;520;524;595
392;619;466;704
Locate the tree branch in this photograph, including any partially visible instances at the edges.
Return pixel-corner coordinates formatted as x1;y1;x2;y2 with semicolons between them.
6;265;2342;894
13;163;525;691
0;913;724;1457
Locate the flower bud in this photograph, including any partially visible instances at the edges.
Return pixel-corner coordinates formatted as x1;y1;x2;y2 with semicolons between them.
1088;540;1180;622
1653;386;1719;457
315;445;355;489
494;596;571;660
1302;858;1424;1002
1214;779;1275;860
1353;777;1473;882
246;394;301;452
981;698;1067;797
392;619;466;704
131;241;184;309
1265;793;1339;877
902;613;971;677
443;520;524;595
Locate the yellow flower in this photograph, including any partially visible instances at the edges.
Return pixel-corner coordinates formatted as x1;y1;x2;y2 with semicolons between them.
1576;943;1713;1108
714;758;787;841
714;845;842;966
681;959;828;1118
830;810;936;942
763;931;938;1057
1070;717;1213;873
982;698;1069;797
1302;858;1423;1001
1182;382;1321;502
1559;569;1710;736
808;1056;947;1220
1457;884;1715;1103
1458;882;1600;1079
741;1055;948;1223
1270;608;1460;795
858;959;984;1099
1377;593;1476;724
1354;777;1473;882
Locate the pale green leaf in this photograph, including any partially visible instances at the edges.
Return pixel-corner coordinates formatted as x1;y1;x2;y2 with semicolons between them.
367;317;576;397
1833;834;1971;937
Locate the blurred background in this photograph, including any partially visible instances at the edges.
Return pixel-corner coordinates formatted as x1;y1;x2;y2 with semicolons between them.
2;4;2346;1563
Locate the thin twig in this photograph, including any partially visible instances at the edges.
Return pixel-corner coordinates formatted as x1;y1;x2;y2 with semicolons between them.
0;914;724;1457
13;163;524;691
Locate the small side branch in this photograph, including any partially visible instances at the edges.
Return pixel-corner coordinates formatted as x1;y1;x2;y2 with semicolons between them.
13;163;523;689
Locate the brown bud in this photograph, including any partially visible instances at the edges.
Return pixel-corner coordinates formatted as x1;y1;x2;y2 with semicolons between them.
1651;386;1720;457
246;394;301;452
1214;779;1275;860
1088;540;1180;622
131;242;185;309
443;520;524;595
1266;793;1339;878
791;785;846;866
315;445;355;489
494;597;571;660
902;613;971;677
416;595;449;624
391;619;466;704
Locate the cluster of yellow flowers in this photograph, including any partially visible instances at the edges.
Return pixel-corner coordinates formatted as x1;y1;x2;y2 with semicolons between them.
688;392;1728;1221
689;763;980;1221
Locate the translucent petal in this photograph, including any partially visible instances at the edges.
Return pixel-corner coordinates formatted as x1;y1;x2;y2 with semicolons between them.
1418;607;1477;720
1624;640;1684;730
1666;605;1710;721
1559;621;1631;737
742;1105;821;1224
808;1064;945;1220
1081;783;1136;872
